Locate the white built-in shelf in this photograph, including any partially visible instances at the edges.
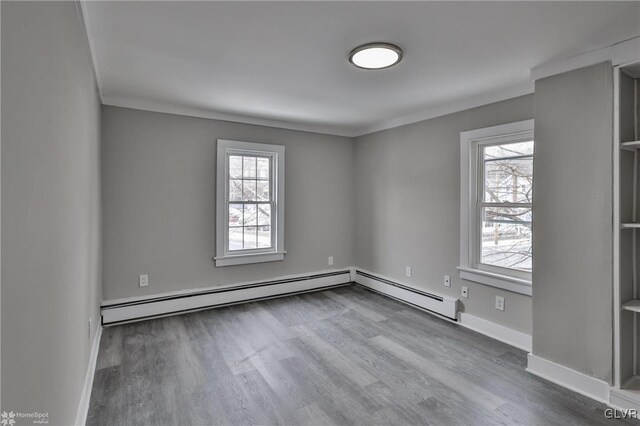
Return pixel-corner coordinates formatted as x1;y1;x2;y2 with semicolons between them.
621;223;640;229
623;376;640;393
611;376;640;405
623;300;640;313
610;376;640;408
621;141;640;151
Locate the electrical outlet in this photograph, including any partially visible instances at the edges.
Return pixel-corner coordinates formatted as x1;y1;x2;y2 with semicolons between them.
461;286;468;298
139;274;149;287
444;275;451;287
495;296;505;311
328;256;334;266
405;266;412;277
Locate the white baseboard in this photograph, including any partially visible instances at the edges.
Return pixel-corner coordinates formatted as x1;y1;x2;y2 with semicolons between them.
354;268;458;320
459;312;532;352
101;269;352;325
75;325;102;426
609;376;640;413
526;353;610;405
610;387;640;412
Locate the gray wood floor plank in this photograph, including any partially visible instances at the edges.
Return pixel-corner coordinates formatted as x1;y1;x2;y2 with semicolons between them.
293;403;336;426
308;317;438;405
290;324;379;388
282;351;384;424
88;285;637;425
369;334;507;410
95;325;123;371
234;304;296;361
248;351;309;410
323;289;388;322
249;303;297;341
200;308;256;375
235;368;297;426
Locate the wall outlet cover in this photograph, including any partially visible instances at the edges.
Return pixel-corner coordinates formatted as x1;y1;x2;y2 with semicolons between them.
461;286;469;298
444;275;451;287
139;274;149;287
495;295;505;311
405;266;412;277
328;256;334;266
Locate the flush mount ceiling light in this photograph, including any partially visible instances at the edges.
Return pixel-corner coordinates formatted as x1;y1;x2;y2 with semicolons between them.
349;42;403;70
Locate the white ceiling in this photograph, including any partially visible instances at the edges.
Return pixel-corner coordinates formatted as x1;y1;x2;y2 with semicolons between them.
83;1;640;136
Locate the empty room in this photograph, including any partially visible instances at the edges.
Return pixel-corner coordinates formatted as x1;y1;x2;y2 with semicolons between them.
3;1;640;425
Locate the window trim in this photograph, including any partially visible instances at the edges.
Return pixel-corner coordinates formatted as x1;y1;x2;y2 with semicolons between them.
458;119;534;296
215;139;285;267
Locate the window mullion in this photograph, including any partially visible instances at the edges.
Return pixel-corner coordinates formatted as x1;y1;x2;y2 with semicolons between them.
479;204;532;211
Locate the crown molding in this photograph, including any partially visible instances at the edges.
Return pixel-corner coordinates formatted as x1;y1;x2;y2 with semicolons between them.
353;82;535;137
531;36;640;82
103;82;535;140
101;95;358;137
76;1;104;102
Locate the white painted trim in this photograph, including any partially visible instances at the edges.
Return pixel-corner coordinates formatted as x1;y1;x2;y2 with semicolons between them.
457;267;532;296
459;119;534;295
526;353;610;405
102;85;535;139
459;119;535;144
76;1;103;102
74;325;102;426
610;381;640;412
459;312;531;351
102;268;347;307
102;95;357;137
356;82;534;136
349;266;357;283
101;269;352;325
354;268;458;320
531;37;640;82
613;66;622;388
214;252;285;267
215;139;285;267
610;391;640;413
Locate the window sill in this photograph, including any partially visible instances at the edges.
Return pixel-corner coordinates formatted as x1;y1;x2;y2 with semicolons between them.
215;251;286;267
456;266;532;296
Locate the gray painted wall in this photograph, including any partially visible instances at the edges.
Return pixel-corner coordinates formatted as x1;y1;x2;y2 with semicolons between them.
101;106;355;301
354;95;534;334
532;62;613;382
1;2;102;424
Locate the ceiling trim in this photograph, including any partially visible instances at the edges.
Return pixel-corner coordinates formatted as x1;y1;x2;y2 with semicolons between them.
101;95;358;137
353;82;535;137
76;1;104;102
103;82;536;139
530;36;640;82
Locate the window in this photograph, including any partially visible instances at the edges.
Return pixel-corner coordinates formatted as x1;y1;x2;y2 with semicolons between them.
458;120;534;295
215;140;285;266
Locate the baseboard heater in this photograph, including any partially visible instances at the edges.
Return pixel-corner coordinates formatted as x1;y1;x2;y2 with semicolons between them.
101;270;352;326
354;269;458;320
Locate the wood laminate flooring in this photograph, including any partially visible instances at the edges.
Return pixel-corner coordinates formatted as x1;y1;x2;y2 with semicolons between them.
88;284;636;425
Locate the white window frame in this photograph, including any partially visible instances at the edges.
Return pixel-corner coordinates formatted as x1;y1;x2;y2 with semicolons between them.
458;119;534;296
215;139;285;267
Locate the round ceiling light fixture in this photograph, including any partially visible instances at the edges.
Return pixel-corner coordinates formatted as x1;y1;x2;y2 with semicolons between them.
349;42;403;70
